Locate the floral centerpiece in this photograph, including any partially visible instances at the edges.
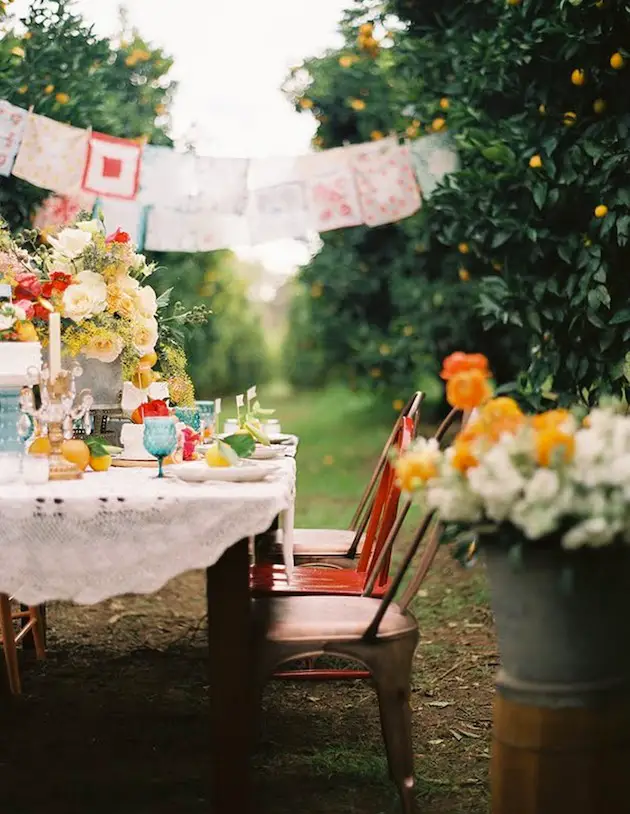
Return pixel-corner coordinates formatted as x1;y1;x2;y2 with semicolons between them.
395;352;630;721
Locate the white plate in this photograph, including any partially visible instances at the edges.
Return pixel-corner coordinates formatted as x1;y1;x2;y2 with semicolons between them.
165;461;278;483
251;444;286;460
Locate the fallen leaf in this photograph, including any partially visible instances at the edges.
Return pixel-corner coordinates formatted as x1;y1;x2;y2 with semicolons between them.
428;739;444;746
427;700;452;708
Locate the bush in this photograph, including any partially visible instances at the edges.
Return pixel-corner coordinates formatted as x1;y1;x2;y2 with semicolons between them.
283;280;330;390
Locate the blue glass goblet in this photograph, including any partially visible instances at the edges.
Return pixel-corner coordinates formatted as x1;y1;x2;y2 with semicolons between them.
143;416;178;479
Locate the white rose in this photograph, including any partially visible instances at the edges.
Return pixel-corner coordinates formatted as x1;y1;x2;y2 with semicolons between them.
82;333;124;364
137;285;157;317
76;219;104;236
48;227;93;259
132;316;159;356
562;517;617;550
62;278;108;323
0;303;26;331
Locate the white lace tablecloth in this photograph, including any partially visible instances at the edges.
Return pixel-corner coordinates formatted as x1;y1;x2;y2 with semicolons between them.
0;459;296;605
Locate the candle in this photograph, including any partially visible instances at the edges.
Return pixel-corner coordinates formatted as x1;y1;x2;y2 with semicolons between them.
48;312;61;382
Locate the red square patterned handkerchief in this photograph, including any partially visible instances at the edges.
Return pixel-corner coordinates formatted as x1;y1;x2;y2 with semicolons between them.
82;132;142;200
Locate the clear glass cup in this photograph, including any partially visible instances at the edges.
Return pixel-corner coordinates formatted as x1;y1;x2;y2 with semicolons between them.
263;419;282;437
196;401;216;442
143;416;178;479
223;418;239;435
22;453;50;485
0;451;22;484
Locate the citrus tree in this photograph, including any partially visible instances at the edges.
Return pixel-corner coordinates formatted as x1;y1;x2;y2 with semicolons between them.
0;0;174;229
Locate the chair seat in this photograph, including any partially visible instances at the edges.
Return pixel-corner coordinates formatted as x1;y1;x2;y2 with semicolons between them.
253;595;416;643
290;528;363;557
250;563;390;597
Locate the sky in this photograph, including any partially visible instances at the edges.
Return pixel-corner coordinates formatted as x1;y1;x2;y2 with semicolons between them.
10;0;349;278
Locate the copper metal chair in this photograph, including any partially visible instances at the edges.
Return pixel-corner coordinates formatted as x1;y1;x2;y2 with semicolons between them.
260;391;424;567
0;594;46;694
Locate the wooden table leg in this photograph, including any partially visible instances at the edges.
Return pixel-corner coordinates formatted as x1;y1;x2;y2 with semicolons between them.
207;539;254;814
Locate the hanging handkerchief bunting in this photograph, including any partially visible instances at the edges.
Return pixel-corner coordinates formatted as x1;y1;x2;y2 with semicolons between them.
0;100;27;177
138;145;197;206
247;182;310;245
195;156;249;215
82;132;142;200
93;197;148;249
409;133;459;200
350;141;421;227
32;191;97;232
298;147;363;233
12;113;89;195
145;199;249;253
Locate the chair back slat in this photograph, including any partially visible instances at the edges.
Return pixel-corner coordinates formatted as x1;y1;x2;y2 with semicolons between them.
346;391;423;558
362;407;464;640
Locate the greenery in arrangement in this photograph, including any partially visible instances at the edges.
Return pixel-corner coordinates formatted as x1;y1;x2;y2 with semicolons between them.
287;0;630;409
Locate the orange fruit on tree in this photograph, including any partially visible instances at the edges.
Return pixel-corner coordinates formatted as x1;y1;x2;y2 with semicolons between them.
61;439;90;471
28;436;51;455
89;454;112;472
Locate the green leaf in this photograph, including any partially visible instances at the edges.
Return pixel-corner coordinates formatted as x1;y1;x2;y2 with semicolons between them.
532;184;546;210
222;433;255;458
609;308;630;325
156;287;173;309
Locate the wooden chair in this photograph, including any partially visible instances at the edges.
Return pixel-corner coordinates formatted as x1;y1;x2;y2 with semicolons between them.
0;594;46;695
257;391;424;567
250;406;418;600
251;408;459;814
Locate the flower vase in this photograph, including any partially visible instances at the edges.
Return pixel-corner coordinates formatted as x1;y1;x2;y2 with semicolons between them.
0;341;41;452
485;540;630;814
63;353;123;410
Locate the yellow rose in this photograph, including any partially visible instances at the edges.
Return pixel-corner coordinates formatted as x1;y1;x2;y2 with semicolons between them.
132;316;159;356
82;333;124;364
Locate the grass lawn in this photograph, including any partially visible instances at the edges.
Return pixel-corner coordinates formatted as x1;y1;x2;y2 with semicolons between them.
7;384;495;814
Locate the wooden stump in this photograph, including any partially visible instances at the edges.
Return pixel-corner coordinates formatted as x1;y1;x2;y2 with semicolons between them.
491;692;630;814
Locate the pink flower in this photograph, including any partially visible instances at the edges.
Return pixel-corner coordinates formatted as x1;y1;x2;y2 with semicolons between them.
14;271;42;300
14;299;35;320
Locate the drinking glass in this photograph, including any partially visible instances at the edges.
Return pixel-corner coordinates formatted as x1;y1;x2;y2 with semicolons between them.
223;418;239;435
196;400;215;441
22;453;50;485
143;417;178;479
174;407;201;433
0;451;22;484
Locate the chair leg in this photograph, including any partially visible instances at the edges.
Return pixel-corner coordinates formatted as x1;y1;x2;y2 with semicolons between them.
371;638;418;814
29;606;46;660
0;593;21;695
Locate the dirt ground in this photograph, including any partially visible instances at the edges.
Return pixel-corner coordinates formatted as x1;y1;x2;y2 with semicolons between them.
3;550;495;814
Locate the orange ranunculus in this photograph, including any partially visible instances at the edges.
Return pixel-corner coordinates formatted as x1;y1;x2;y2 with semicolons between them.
14;320;38;342
451;439;478;473
446;369;493;411
478;397;525;442
440;351;490;381
535;428;575;467
531;409;571;431
395;451;439;492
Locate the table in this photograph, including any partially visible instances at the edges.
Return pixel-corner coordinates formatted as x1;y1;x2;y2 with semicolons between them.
0;458;296;814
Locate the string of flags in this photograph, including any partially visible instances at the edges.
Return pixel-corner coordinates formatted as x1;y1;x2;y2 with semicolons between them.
0;99;459;252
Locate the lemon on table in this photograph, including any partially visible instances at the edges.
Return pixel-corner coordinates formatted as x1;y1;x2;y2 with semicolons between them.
205;444;231;468
89;454;112;472
62;439;90;472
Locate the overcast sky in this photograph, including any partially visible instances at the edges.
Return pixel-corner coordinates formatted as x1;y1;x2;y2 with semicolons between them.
9;0;348;276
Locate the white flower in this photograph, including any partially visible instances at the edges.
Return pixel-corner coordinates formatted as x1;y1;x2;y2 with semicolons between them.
82;333;124;364
523;469;560;503
562;517;617;550
132;316;158;356
137;285;157;317
148;381;169;400
62;271;107;323
76;219;104;236
467;443;525;522
427;480;483;523
0;303;26;331
48;227;92;259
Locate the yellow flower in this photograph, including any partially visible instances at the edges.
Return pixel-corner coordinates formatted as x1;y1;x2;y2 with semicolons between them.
299;97;314;110
563;111;577;126
432;117;446;132
571;69;585;86
44;83;54;94
82;332;124;364
403;325;414;337
55;92;70;105
370;367;382;378
531;409;571;432
339;55;355;68
451;439;478;473
10;46;25;58
310;282;323;298
379;344;391;356
392;399;405;412
459;268;470;282
529;154;542;169
535;428;575;468
593;98;606;114
359;23;374;36
349;98;366;111
17;85;28;95
439;98;449;110
458;242;470;254
15;321;38;342
610;52;625;70
395;449;439;491
23;33;32;41
595;204;608;218
155;103;166;115
370;130;385;140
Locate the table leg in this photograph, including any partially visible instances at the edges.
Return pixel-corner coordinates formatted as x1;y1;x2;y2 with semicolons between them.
206;539;254;814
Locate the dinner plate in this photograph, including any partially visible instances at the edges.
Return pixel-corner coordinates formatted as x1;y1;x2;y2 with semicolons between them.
165;461;279;483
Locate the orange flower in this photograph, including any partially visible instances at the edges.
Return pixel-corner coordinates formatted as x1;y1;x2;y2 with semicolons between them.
531;409;571;431
451;439;478;473
476;398;525;442
440;351;490;380
535;428;575;467
395;451;439;491
446;369;492;410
